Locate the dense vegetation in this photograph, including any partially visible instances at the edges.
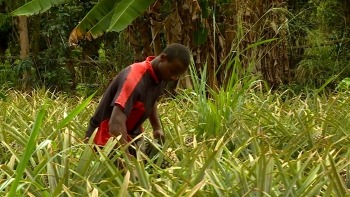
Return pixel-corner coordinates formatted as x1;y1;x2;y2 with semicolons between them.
0;0;350;93
1;0;350;196
1;72;350;196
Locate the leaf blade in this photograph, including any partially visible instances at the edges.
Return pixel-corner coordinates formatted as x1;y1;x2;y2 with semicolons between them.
8;103;46;196
11;0;68;16
108;0;154;32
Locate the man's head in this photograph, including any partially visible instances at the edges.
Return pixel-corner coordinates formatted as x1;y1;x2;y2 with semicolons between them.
154;43;191;82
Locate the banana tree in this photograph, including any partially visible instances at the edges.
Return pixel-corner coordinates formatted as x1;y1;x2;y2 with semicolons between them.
13;0;210;91
69;0;155;45
11;0;68;16
11;0;155;45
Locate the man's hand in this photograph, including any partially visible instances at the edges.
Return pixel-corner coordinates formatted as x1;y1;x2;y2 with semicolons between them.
153;129;165;144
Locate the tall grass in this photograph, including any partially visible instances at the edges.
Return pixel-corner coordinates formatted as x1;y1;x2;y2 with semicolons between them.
1;64;350;196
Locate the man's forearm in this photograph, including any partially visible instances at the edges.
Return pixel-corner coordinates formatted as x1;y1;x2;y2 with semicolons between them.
149;102;162;130
109;121;128;144
109;105;132;159
109;121;133;160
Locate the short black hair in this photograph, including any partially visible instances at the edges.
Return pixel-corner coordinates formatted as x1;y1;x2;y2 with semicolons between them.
162;43;191;67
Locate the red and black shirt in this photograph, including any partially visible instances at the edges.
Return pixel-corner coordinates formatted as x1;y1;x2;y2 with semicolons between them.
85;56;166;146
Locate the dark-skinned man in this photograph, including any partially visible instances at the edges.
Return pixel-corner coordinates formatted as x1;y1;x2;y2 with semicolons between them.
84;43;191;179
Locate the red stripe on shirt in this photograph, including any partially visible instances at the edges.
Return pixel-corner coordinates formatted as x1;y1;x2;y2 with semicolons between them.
115;65;146;108
125;101;145;131
145;56;158;83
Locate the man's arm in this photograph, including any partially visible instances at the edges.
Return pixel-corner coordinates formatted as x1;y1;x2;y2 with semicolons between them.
149;102;162;130
109;105;132;158
148;102;165;143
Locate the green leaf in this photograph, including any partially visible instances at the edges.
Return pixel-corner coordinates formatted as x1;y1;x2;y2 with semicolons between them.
117;171;130;197
190;137;225;186
282;152;316;197
69;0;121;41
51;178;64;197
199;0;209;18
316;75;337;94
174;182;189;197
108;0;154;32
193;26;209;46
56;91;96;130
0;91;7;101
133;156;150;190
327;153;348;197
89;9;115;37
184;181;205;197
243;38;278;52
11;0;68;16
0;178;14;192
8;103;46;196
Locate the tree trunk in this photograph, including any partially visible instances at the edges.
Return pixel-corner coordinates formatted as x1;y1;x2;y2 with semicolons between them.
164;0;204;90
287;0;308;74
135;17;154;58
150;0;163;56
139;0;291;90
228;0;290;89
18;15;30;91
67;61;75;88
31;15;41;55
127;24;143;62
345;0;350;29
81;45;99;83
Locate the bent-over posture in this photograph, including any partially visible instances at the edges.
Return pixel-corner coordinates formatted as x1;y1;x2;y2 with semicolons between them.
85;43;191;169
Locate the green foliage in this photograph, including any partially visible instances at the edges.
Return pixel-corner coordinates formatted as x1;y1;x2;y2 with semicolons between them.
0;13;10;28
75;83;99;98
336;77;350;92
193;26;209;46
8;101;46;196
4;0;350;95
108;0;154;32
1;81;350;195
288;0;350;89
15;58;33;75
0;89;7;101
4;0;136;92
294;30;350;88
11;0;69;16
11;0;155;40
193;0;210;46
0;62;18;89
71;0;121;38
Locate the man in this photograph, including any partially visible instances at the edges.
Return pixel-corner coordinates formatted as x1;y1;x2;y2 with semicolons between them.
84;43;190;163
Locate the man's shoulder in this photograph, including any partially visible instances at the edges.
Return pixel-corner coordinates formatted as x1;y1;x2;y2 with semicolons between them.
129;61;151;76
115;62;148;80
114;60;151;82
131;60;148;69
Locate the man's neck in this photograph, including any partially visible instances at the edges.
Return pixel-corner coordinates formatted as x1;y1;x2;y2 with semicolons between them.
151;57;162;81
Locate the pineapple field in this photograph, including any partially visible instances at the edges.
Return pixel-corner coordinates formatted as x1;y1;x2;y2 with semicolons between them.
1;68;350;196
1;0;350;196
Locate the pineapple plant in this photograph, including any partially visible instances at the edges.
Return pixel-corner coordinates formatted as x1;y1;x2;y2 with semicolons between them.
184;134;195;149
312;132;323;141
160;148;179;169
142;137;179;169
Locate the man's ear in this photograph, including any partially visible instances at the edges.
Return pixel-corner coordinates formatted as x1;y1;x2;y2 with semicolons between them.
159;53;167;61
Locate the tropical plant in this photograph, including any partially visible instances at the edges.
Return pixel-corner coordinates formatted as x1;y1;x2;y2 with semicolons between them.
1;60;350;195
10;0;294;90
11;0;155;43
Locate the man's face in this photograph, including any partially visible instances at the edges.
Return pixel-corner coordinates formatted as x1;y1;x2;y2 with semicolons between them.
158;54;187;82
